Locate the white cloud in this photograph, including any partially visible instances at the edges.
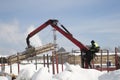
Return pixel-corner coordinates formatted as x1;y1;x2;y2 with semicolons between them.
0;20;24;45
0;20;25;55
0;20;43;55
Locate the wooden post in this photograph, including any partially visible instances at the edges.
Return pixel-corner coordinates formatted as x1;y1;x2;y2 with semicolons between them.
47;54;49;68
1;57;5;73
52;53;55;74
47;54;49;72
55;54;59;73
35;53;37;70
9;58;12;73
81;51;84;68
43;55;45;67
100;50;103;71
107;50;109;72
17;53;20;74
115;47;118;69
61;54;63;71
74;55;75;65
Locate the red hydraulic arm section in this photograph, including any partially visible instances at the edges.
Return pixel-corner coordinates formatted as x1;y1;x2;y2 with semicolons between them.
26;19;89;53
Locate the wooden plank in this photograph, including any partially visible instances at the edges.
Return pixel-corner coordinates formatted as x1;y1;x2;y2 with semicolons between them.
7;43;54;64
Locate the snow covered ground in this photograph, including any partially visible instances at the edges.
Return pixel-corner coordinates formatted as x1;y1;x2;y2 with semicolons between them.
0;63;120;80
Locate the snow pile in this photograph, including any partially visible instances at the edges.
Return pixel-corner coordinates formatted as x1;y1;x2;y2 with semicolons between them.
15;66;52;80
0;63;120;80
0;76;9;80
53;63;103;80
32;67;52;80
15;63;105;80
16;67;35;80
99;69;120;80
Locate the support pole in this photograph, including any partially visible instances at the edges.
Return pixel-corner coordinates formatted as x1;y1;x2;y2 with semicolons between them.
10;58;12;74
17;53;20;74
35;53;37;70
74;54;75;65
107;50;109;72
55;54;59;73
61;54;63;71
53;28;59;73
47;54;49;68
47;54;49;72
115;47;118;69
81;51;85;68
52;53;55;74
100;50;103;71
43;55;45;67
1;57;5;73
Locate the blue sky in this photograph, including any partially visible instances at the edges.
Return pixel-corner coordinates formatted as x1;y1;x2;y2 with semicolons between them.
0;0;120;55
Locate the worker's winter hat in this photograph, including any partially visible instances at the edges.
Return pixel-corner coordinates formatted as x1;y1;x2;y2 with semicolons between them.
91;40;95;43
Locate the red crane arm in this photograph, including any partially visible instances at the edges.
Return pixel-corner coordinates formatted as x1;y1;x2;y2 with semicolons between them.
26;19;52;47
50;24;88;52
26;19;89;52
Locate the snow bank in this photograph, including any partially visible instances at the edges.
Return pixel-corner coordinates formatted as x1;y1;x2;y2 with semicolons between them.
32;67;52;80
0;76;8;80
53;63;103;80
16;66;35;80
99;69;120;80
1;63;120;80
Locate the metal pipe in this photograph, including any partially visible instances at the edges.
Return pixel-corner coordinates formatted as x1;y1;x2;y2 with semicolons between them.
107;50;109;72
100;50;103;71
17;53;20;74
47;54;49;71
115;47;118;69
43;55;45;67
52;53;55;74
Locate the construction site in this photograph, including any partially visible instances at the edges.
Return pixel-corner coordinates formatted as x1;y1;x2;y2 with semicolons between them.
0;19;120;79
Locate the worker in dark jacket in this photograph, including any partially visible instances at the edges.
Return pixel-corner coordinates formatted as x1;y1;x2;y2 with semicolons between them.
90;40;99;53
86;40;100;68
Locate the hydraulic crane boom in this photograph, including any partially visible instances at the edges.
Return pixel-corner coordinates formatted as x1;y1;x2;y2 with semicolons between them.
26;19;89;52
